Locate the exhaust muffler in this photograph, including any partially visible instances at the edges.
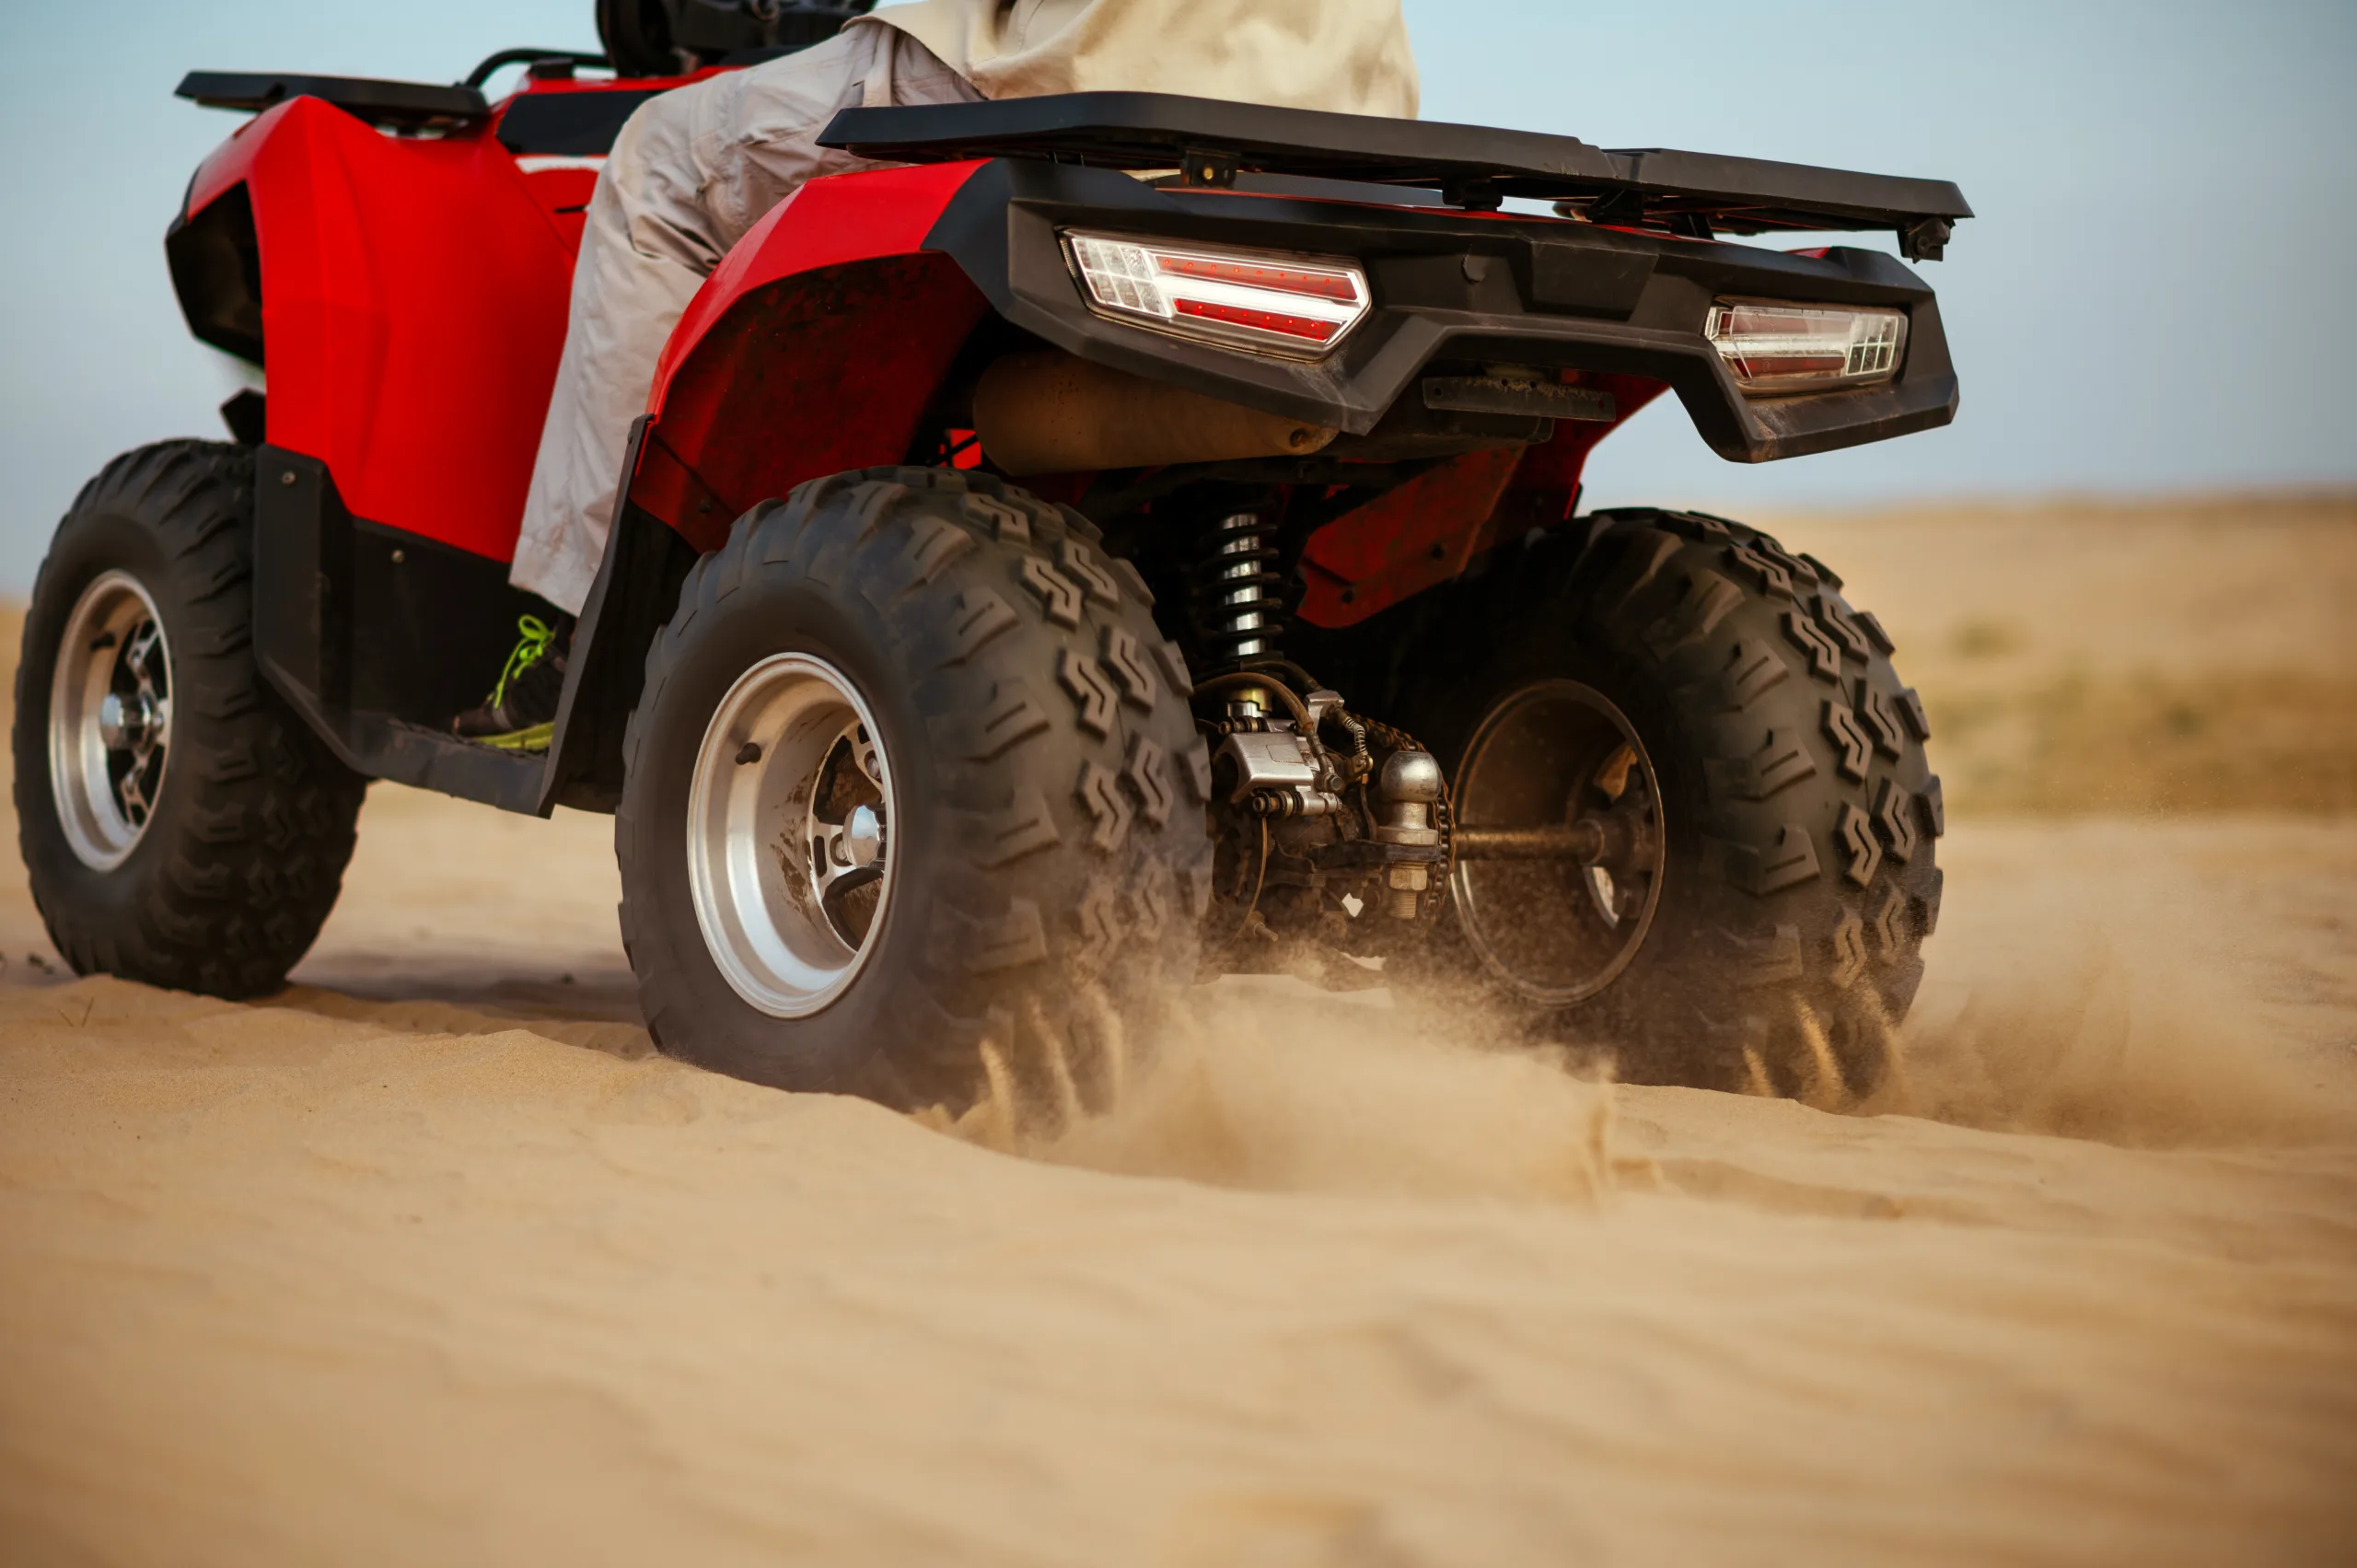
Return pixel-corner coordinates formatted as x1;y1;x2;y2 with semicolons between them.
973;350;1337;476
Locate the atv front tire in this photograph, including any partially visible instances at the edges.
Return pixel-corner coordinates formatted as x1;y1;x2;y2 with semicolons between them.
1391;508;1945;1098
14;440;366;996
616;467;1213;1111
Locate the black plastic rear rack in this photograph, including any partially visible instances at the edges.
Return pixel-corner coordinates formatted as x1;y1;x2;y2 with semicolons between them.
822;93;1972;259
176;71;490;133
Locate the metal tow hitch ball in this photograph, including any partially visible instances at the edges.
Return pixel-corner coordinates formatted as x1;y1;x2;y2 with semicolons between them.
1374;749;1444;918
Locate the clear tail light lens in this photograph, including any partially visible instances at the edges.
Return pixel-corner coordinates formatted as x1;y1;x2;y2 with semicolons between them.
1704;300;1908;395
1062;231;1371;360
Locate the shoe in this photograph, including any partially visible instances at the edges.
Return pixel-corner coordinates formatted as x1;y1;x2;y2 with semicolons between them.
452;614;570;751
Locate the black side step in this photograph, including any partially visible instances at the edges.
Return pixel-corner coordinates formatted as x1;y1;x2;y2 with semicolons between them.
251;447;561;817
266;692;550;816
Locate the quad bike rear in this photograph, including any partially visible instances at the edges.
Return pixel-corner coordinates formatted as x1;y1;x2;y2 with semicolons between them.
17;13;1968;1112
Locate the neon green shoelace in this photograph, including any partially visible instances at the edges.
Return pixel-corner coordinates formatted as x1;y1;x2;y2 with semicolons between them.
491;615;556;709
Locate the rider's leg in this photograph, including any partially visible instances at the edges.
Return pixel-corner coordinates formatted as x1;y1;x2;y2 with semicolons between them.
505;23;980;618
462;25;978;746
499;72;714;622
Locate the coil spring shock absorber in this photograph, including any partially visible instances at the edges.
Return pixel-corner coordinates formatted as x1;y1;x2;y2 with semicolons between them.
1195;511;1285;674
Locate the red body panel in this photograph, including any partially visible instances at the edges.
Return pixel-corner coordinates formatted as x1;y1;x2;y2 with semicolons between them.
517;166;600;250
1298;373;1667;627
1297;447;1522;626
187;97;583;561
633;162;992;549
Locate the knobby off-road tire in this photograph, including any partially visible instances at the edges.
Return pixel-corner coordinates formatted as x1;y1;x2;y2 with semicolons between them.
1392;508;1944;1098
13;440;366;996
616;466;1213;1110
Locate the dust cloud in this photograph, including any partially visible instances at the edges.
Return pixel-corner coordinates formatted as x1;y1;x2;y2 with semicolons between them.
932;822;2357;1214
975;808;2357;1198
1027;980;1614;1203
1893;915;2353;1148
977;874;2344;1210
1885;820;2357;1149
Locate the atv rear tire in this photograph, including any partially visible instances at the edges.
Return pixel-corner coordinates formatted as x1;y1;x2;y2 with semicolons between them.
13;440;366;996
615;467;1213;1111
1390;508;1944;1098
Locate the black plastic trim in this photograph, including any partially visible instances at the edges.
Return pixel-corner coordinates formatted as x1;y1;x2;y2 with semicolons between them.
167;182;263;366
464;48;611;89
176;71;489;132
251;447;559;816
540;417;700;815
495;87;665;157
219;390;266;447
827;93;1971;237
921;160;1957;465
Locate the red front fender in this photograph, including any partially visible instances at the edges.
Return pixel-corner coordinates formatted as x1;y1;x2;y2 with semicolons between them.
175;96;579;562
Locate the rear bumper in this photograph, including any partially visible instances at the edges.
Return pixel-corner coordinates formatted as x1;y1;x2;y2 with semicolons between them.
923;159;1956;464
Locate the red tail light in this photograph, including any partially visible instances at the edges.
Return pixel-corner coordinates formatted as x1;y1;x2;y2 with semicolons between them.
1705;300;1908;395
1063;231;1371;359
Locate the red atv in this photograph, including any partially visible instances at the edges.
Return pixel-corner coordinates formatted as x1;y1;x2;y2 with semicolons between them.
16;14;1965;1109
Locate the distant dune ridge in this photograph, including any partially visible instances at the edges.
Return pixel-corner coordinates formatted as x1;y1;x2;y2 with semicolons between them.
3;491;2350;816
1754;491;2357;814
0;494;2352;1564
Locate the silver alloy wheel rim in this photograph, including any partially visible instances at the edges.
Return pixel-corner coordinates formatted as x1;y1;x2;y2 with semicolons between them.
50;570;175;871
1450;679;1666;1006
686;653;896;1018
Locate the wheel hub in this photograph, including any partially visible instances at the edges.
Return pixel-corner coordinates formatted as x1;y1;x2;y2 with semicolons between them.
98;690;162;750
49;571;175;870
686;653;897;1017
1448;679;1666;1005
829;804;884;870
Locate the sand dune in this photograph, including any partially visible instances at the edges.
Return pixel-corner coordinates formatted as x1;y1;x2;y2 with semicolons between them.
2;499;2354;1565
1758;493;2357;814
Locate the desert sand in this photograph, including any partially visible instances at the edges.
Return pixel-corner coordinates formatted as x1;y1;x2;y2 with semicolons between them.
2;495;2353;1566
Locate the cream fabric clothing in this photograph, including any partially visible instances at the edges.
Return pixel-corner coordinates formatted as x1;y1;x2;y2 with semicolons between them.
509;3;1421;614
510;25;981;613
866;0;1419;117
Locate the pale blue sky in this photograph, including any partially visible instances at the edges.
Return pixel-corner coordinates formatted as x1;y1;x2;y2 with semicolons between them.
0;1;2349;586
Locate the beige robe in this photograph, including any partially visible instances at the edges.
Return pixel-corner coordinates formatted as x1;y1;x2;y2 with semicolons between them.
866;0;1419;117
